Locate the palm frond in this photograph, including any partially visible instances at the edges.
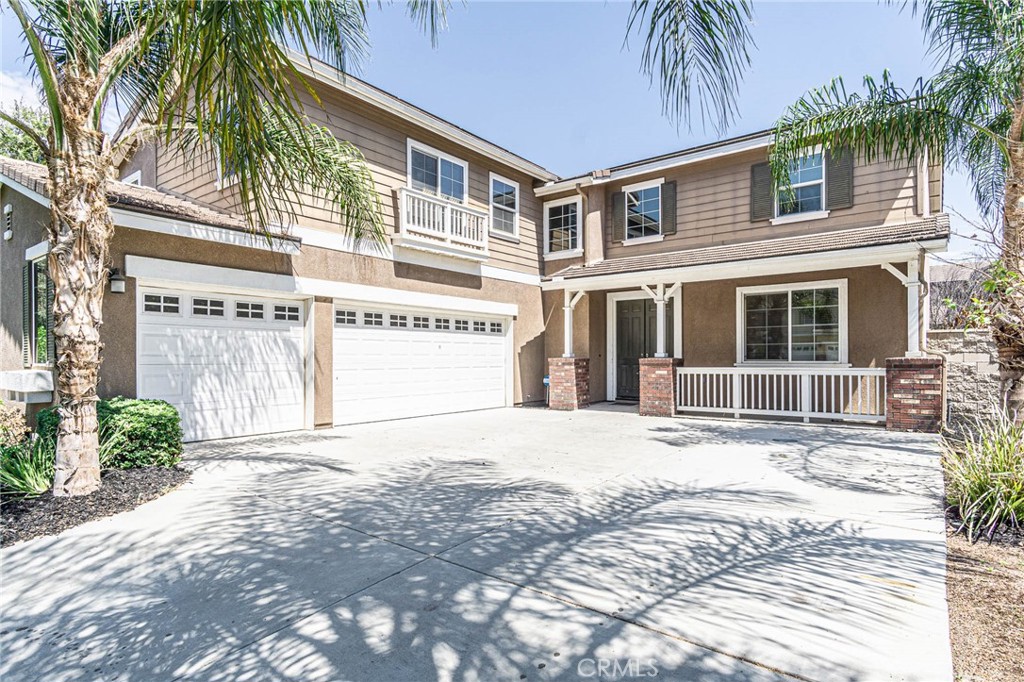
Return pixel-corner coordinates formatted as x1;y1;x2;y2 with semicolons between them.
406;0;450;48
627;0;754;132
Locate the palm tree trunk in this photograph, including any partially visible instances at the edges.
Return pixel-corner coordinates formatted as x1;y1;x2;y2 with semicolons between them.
47;115;113;497
997;102;1024;421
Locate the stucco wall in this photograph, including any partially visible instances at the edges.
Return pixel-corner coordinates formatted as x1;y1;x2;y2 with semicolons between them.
0;186;50;374
683;266;908;368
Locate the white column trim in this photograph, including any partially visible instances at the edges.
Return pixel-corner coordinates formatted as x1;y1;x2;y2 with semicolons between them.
906;258;924;357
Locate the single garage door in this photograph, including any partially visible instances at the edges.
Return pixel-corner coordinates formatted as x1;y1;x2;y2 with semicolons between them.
333;304;509;425
137;288;306;441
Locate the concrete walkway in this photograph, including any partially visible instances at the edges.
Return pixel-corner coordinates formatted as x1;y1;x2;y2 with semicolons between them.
1;408;952;681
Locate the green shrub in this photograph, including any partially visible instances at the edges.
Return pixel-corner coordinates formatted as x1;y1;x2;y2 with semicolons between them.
0;437;54;498
37;397;182;469
942;413;1024;542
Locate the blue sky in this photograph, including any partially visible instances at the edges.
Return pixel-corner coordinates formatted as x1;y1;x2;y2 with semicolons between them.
0;1;981;254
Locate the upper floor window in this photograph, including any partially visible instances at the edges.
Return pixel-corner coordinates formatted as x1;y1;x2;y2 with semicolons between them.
543;196;582;260
738;280;846;364
624;179;662;241
121;170;142;186
489;173;519;238
408;140;466;202
777;152;824;216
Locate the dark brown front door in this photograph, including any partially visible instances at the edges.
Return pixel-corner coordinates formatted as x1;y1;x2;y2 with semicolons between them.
616;299;673;400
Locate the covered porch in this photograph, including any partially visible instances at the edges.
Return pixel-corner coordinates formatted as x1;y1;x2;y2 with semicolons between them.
542;220;949;431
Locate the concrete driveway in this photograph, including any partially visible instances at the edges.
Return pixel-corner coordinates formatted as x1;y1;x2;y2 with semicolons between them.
1;407;951;681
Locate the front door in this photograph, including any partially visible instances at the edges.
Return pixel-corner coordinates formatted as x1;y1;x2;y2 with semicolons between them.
616;298;673;400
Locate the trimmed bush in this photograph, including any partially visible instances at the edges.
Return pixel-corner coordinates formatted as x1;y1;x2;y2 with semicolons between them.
943;413;1024;542
37;397;183;469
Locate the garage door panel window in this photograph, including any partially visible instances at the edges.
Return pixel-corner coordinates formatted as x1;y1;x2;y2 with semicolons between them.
389;314;408;328
435;318;450;330
274;304;300;322
413;316;430;329
364;312;383;326
143;293;180;315
235;301;264;320
193;298;225;317
336;310;357;325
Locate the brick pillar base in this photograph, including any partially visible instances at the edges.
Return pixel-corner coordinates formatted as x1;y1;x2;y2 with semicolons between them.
639;357;683;417
548;357;590;410
886;357;944;432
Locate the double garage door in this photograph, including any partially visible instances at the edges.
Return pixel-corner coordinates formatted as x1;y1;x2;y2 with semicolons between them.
332;304;509;425
137;287;509;441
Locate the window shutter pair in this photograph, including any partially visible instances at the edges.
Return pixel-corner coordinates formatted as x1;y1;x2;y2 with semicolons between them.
608;181;677;241
749;148;855;221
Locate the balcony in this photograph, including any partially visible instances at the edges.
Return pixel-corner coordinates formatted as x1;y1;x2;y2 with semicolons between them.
394;187;489;261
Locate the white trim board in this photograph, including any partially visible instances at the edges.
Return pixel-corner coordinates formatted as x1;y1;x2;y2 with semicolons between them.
543;239;947;292
125;255;520;317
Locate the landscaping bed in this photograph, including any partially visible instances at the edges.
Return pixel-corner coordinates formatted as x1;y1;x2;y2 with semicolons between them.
1;465;190;547
946;523;1024;682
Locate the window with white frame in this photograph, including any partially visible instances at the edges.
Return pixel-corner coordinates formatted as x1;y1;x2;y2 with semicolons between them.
336;309;357;325
738;281;845;363
489;173;519;237
777;152;824;216
408;140;466;202
543;196;581;257
121;170;142;186
435;318;450;330
364;311;383;326
274;304;300;322
624;180;661;240
235;301;264;320
25;257;52;364
143;293;180;314
193;297;225;317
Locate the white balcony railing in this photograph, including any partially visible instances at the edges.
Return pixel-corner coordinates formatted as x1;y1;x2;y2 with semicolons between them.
676;366;887;423
396;187;489;259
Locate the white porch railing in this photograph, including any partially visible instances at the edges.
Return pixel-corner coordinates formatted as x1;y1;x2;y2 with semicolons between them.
397;187;489;258
676;366;887;423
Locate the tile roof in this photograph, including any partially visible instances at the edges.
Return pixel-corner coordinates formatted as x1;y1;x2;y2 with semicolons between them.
0;156;297;241
546;215;950;281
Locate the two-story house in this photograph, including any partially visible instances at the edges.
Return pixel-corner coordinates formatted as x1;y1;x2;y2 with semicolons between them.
0;55;948;441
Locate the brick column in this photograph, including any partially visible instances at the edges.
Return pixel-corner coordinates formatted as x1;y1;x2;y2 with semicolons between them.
639;357;682;417
886;357;944;432
548;358;590;410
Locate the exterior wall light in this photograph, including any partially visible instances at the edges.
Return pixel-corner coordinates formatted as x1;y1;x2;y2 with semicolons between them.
3;204;12;241
109;268;127;294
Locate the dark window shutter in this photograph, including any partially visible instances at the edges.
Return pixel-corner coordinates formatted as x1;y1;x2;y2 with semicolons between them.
45;272;55;364
750;162;773;221
826;148;854;210
611;191;625;242
660;181;677;236
22;263;30;367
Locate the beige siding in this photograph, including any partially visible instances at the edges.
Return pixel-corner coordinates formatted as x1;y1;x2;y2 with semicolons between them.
597;148;936;261
150;85;544;275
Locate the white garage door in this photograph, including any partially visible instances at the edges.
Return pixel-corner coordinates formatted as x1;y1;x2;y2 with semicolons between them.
333;304;509;425
137;288;306;442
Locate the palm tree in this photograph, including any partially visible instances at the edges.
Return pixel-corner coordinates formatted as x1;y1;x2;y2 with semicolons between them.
0;0;446;496
768;0;1024;417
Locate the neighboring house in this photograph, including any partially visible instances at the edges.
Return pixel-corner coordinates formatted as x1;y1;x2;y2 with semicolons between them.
0;56;949;440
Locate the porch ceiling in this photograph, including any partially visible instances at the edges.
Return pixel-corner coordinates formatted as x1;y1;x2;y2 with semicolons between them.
543;215;949;291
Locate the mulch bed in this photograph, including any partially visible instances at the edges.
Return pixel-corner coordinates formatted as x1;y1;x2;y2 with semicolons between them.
0;466;190;547
946;514;1024;682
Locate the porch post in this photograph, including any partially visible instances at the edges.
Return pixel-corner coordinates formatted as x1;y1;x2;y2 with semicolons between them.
673;284;683;360
655;283;668;358
906;259;923;357
563;289;574;358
